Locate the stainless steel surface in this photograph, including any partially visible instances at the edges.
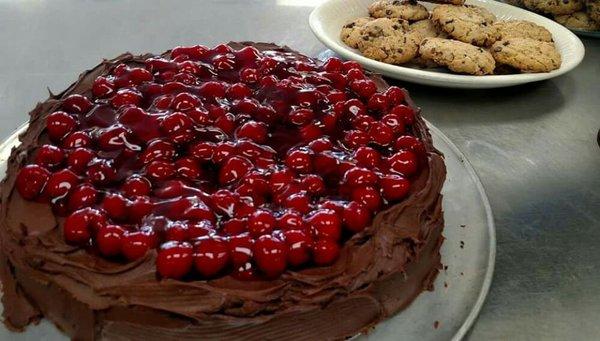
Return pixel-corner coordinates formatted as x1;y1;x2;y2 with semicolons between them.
0;0;598;339
0;124;496;341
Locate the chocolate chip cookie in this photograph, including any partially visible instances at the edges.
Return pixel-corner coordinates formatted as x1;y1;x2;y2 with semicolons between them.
523;0;584;15
493;20;554;41
359;31;421;64
432;5;500;46
491;38;562;72
419;37;496;74
341;17;374;48
588;0;600;23
410;19;448;38
369;0;430;21
555;10;600;29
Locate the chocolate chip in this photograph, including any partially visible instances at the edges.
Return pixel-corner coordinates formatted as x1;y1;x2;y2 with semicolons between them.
493;46;502;52
386;9;393;15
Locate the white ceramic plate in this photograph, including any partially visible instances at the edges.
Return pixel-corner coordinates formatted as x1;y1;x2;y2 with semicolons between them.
0;122;496;340
309;0;585;88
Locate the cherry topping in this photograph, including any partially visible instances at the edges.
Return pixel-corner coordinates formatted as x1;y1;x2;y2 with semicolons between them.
283;229;312;267
86;159;117;185
121;231;153;261
93;76;115;97
62;94;92;114
354;146;381;168
236;121;268;143
228;233;255;266
219;156;253;185
343;167;378;187
351;186;382;212
35;145;64;168
96;225;125;257
67;184;98;211
312;239;340;266
248;209;276;237
102;193;129;220
62;131;91;149
44;169;79;198
254;235;287;278
122;175;152;197
193;237;230;277
285;149;313;173
46;111;77;141
67;148;94;174
380;174;411;201
342;201;371;233
307;209;342;241
15;164;50;200
156;241;193;279
390;104;415;125
388;150;418;176
63;209;93;244
111;89;142;108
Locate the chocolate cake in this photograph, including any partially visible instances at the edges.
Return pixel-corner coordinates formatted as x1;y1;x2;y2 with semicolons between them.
0;42;446;340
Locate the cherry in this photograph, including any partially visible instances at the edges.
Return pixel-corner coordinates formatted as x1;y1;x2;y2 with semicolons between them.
122;175;152;197
97;125;131;151
156;241;193;279
301;174;325;195
221;218;248;236
381;113;406;134
394;135;425;155
67;148;94;174
141;140;176;164
211;189;240;217
312;239;340;266
307;209;342;241
344;98;367;116
188;220;216;239
189;141;215;161
129;67;153;84
288;108;314;126
248;209;276;237
344;130;369;149
172;92;201;111
67;184;98;211
284;192;311;214
240;68;258;84
351;186;382;212
62;94;92;114
368;122;394;146
46;111;77;141
352;114;375;132
343;167;378;187
390;104;415;125
313;152;339;175
93;76;115;97
380;174;411;201
102;193;129;220
86;159;117;185
63;209;93;244
367;93;389;112
111;88;142;108
254;235;287;278
385;86;405;106
285;149;313;173
277;210;307;231
283;229;312;267
15;164;50;200
165;221;189;242
44;169;79;198
199;81;226;99
228;233;254;266
176;157;202;180
171;45;208;59
342;201;371;233
236;120;268;143
299;123;323;142
96;225;125;257
62;131;91;149
308;138;333;153
388;150;418;176
146;160;176;181
213;112;236;135
121;231;154;261
269;168;295;193
346;68;365;82
241;171;270;195
35;145;64;168
193;237;230;277
343;60;363;72
219;156;253;185
322;57;344;72
160;112;194;143
226;83;252;100
350;79;377;98
326;90;347;103
128;196;154;222
354;146;381;168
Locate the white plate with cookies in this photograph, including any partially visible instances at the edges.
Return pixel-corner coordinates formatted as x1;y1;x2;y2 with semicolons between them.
309;0;585;88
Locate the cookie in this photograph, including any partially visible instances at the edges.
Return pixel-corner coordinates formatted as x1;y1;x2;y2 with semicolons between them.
410;19;448;38
431;5;500;46
588;0;600;23
493;20;554;41
359;31;421;64
419;37;496;75
465;4;497;23
491;38;562;72
555;10;600;29
505;0;526;7
423;0;466;5
523;0;584;15
369;0;430;21
341;17;374;48
358;17;410;40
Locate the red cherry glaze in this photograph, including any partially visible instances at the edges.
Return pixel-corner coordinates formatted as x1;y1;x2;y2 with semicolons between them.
277;210;307;231
354;147;381;169
368;122;394;146
64;208;94;244
307;209;342;241
219;156;253;185
193;237;230;277
343;167;378;187
342;201;371;233
284;192;311;214
93;76;115;97
367;93;389;112
236;121;268;143
63;94;92;114
111;89;142;108
351;186;382;212
312;239;340;266
16;164;51;199
388;150;418;176
285;149;313;173
284;229;312;267
46;111;77;141
385;86;405;106
228;233;254;266
289;108;314;126
67;183;99;211
156;241;193;279
344;130;369;149
121;231;153;261
240;68;258;84
254;235;287;278
350;79;377;99
67;148;94;174
96;225;125;257
102;193;129;220
248;209;276;237
301;174;325;195
381;113;406;134
380;174;411;201
35;145;64;168
390;104;415;125
86;159;117;185
122;175;152;197
44;169;79;198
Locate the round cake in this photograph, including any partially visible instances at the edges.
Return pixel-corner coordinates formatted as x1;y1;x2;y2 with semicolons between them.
0;42;446;340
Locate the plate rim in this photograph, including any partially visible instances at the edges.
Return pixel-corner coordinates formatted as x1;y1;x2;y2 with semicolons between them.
0;121;496;341
309;0;585;88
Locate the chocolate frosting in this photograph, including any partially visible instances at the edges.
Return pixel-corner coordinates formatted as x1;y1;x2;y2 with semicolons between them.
0;42;446;340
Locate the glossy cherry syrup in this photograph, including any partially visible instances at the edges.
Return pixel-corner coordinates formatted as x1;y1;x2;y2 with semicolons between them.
15;43;424;280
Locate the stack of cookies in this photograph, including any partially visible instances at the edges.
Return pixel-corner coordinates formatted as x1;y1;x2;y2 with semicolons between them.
340;0;563;75
509;0;600;31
